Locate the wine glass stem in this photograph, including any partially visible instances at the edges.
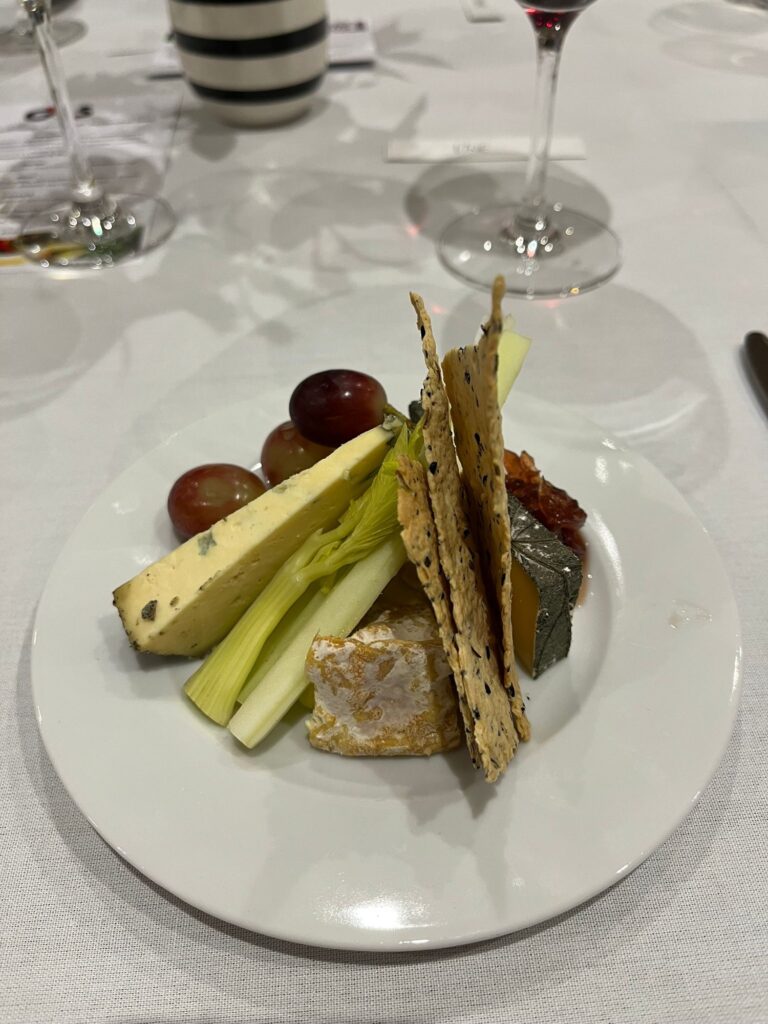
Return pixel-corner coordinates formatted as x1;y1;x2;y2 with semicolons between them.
21;0;104;206
517;21;569;233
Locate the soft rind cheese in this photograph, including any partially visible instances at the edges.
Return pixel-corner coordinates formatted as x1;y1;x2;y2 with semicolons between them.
306;606;461;757
113;424;395;656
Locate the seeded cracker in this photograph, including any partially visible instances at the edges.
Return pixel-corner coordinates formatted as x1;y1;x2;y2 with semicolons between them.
406;292;518;782
442;276;530;742
396;456;480;768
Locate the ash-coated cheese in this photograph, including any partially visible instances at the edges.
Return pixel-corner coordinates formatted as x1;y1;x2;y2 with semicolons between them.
507;495;582;677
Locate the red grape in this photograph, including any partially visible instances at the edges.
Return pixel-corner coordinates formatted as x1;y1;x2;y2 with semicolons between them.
289;370;387;447
168;464;266;540
261;420;333;486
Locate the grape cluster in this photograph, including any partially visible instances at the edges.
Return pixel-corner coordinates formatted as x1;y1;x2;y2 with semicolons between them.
167;370;387;539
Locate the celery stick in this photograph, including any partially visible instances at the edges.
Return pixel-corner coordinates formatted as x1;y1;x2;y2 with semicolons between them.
497;318;531;406
229;535;407;750
184;426;419;726
184;527;332;725
236;584;326;706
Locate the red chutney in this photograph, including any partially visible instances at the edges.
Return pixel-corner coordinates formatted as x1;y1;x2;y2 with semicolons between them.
504;450;587;558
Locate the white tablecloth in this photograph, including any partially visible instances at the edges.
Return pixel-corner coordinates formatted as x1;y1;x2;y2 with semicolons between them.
2;0;767;1020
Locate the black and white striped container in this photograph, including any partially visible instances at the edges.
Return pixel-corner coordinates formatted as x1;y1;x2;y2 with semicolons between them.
168;0;328;126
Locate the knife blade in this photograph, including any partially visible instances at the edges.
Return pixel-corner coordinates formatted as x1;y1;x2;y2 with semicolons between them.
743;331;768;414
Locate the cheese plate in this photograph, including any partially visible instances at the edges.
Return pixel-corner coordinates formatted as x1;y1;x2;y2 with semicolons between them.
30;384;741;951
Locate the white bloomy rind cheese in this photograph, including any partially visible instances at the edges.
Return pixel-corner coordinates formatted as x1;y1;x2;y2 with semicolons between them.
113;424;396;656
306;607;461;757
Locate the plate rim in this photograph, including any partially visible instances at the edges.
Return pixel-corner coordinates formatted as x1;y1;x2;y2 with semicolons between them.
30;390;742;952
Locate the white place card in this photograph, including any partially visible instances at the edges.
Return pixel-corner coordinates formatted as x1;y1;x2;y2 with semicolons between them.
328;18;376;66
386;135;587;163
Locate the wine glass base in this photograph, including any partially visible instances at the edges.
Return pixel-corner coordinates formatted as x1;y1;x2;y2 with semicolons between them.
438;204;621;298
0;18;85;55
18;194;175;269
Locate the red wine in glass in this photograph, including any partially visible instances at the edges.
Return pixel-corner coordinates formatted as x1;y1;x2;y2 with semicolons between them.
439;0;620;296
518;2;594;43
519;0;597;19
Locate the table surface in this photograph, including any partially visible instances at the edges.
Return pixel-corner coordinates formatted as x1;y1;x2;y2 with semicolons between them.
2;0;767;1021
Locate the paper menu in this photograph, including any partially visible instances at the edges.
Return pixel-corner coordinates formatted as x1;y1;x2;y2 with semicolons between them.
0;94;181;242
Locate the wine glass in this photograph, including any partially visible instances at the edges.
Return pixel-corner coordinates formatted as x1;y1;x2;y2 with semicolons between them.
17;0;175;268
439;0;620;298
0;0;83;57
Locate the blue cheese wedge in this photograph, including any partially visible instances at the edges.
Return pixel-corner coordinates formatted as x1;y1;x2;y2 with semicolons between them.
113;423;396;656
306;606;461;757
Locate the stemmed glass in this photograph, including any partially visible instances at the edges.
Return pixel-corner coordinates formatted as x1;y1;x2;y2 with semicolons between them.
439;0;620;298
17;0;175;268
0;0;82;56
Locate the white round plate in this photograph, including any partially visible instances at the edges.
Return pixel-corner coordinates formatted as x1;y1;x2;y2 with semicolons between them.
31;386;741;951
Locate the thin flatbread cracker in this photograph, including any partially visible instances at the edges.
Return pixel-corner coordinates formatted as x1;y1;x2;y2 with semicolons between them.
442;276;530;742
396;456;480;768
408;292;518;782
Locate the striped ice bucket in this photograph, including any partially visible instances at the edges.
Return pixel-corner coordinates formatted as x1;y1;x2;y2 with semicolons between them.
168;0;328;126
